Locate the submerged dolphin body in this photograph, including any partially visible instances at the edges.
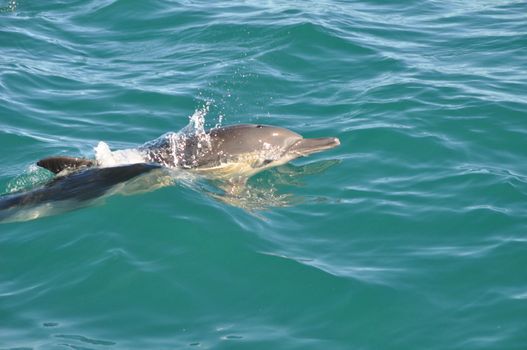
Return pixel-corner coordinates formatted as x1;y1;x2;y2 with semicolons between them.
0;124;339;222
0;163;161;222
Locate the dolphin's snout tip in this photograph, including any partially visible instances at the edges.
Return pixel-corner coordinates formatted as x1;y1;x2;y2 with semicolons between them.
289;136;341;156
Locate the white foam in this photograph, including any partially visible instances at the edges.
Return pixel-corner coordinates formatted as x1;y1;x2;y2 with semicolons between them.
94;141;146;167
6;164;52;193
93;102;220;169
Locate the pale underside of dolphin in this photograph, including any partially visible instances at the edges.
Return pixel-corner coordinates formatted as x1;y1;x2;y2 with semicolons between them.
0;124;340;222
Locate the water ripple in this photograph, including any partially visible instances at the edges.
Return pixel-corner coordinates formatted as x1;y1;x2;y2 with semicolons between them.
2;1;527;349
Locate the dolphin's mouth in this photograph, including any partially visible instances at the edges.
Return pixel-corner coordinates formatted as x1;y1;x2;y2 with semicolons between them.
288;137;341;156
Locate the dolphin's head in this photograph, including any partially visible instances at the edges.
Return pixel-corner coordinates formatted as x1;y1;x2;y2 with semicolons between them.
186;124;340;178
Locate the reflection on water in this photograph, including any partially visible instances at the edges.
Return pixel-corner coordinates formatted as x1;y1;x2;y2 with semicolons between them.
207;182;295;212
265;159;341;186
202;159;341;212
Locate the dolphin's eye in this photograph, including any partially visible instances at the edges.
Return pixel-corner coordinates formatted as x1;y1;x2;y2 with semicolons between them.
256;125;263;128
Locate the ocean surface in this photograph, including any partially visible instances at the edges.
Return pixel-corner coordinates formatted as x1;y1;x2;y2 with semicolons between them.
1;0;527;349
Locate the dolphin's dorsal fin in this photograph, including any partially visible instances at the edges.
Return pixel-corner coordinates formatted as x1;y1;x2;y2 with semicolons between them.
37;156;95;174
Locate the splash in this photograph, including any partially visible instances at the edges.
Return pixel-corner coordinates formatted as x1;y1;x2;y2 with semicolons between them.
0;0;16;13
5;165;52;194
180;101;212;138
140;102;219;168
93;103;221;170
94;141;145;167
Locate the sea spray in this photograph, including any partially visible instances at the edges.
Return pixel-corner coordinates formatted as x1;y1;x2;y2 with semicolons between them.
94;103;220;168
139;103;220;168
5;164;52;194
94;141;145;167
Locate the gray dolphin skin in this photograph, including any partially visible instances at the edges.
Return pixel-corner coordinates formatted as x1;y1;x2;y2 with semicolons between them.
141;124;340;178
0;124;339;221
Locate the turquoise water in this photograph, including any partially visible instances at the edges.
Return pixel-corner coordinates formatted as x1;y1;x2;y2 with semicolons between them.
1;0;527;348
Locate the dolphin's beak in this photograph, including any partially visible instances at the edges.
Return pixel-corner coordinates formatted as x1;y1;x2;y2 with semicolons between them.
288;137;340;156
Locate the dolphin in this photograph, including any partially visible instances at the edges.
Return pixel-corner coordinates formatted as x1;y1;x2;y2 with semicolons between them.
0;163;161;222
35;124;340;180
0;124;339;221
140;124;340;179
